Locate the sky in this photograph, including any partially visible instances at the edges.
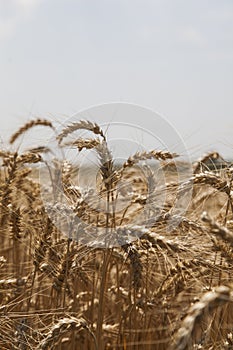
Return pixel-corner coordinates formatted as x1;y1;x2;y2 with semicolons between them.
0;0;233;158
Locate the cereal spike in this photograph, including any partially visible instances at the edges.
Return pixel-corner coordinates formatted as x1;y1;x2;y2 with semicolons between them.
10;118;54;144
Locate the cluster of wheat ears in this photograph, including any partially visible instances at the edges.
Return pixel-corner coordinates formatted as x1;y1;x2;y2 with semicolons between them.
1;118;233;349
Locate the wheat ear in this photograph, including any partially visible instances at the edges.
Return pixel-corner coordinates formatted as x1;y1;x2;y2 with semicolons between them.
37;317;96;350
26;146;51;154
193;151;221;174
201;211;233;246
120;241;143;291
123;150;176;168
57;120;105;144
115;150;177;183
95;141;114;182
180;172;230;195
63;138;100;151
171;286;233;350
10;118;54;144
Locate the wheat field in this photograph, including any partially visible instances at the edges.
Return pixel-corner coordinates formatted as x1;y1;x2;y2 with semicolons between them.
0;119;233;349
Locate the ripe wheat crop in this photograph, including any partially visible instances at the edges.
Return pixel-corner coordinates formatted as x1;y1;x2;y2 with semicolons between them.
0;119;233;349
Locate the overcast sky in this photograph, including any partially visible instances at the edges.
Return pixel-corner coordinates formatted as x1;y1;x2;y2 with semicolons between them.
0;0;233;158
